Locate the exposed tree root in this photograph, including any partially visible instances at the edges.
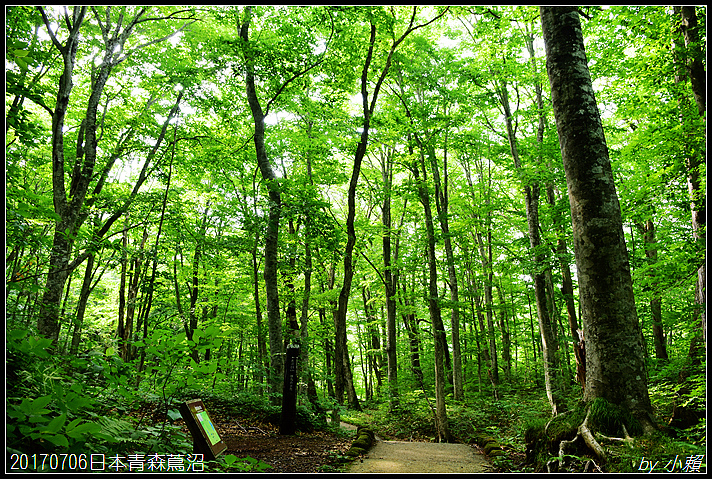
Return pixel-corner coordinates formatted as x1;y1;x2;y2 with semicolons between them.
539;400;655;472
578;409;607;461
596;424;635;449
547;409;608;472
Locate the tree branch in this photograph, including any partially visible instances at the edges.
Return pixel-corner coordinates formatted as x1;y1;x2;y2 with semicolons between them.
263;8;335;117
37;6;68;52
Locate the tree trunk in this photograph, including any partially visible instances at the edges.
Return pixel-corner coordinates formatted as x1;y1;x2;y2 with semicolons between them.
495;281;512;381
334;6;449;412
118;213;129;361
475;230;499;392
401;278;424;386
459;153;495;391
36;7;189;347
413;152;451;442
380;146;401;411
69;253;95;356
635;220;668;360
674;6;706;351
332;21;381;412
36;7;86;344
541;6;655;432
240;7;284;401
677;6;706;118
427;141;464;402
498;72;563;414
251;228;268;394
137;129;176;360
284;218;300;348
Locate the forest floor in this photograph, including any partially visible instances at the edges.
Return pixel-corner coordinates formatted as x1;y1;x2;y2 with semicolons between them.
210;416;354;473
184;409;489;473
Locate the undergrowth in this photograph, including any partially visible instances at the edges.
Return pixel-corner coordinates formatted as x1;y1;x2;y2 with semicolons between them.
6;328;312;473
7;326;705;474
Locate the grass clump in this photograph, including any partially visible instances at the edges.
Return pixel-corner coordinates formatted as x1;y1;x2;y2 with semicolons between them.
588;397;642;437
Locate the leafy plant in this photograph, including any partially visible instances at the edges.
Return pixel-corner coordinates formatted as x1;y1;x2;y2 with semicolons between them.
222;454;273;472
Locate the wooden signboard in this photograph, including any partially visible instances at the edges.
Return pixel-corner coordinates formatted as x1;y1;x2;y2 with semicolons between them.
279;344;300;435
179;399;227;461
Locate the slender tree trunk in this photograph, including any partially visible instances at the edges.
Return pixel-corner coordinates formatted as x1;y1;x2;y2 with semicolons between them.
427;141;464;402
495;281;512;381
475;230;499;392
635;220;668;360
184;204;210;364
301;148;320;410
137;127;177;359
541;6;655;432
499;71;563;414
240;8;284;401
459;154;493;391
126;226;150;362
69;253;95;356
412;152;451;442
335;6;448;412
284;218;300;347
380;146;401;411
251;228;267;394
118;213;129;361
332;21;380;412
401;278;424;386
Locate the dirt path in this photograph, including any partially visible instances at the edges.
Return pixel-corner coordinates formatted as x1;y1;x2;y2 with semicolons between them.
347;439;489;473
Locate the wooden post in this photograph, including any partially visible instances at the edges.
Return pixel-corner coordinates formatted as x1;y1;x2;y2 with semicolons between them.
279;344;300;435
179;399;227;461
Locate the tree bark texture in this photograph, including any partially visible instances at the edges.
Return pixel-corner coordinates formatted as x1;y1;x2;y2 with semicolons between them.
36;7;86;344
541;6;655;431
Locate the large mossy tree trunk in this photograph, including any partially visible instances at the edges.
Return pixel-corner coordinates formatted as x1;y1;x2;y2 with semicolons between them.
541;6;655;434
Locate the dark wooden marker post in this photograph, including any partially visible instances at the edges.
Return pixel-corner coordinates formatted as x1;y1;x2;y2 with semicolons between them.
179;399;227;461
279;344;300;435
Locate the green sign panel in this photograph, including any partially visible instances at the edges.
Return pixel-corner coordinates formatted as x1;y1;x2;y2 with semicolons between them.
196;410;221;446
179;399;227;460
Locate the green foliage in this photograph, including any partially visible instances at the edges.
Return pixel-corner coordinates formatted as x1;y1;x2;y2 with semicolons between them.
4;5;707;472
589;397;643;437
221;454;273;472
6;327;194;464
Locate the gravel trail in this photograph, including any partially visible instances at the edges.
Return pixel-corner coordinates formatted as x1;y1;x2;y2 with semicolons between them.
347;439;489;473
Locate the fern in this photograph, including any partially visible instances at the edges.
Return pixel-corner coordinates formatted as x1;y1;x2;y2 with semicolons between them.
95;415;137;444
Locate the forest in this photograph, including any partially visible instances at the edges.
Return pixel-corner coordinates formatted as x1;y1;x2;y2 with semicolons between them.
5;5;706;473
